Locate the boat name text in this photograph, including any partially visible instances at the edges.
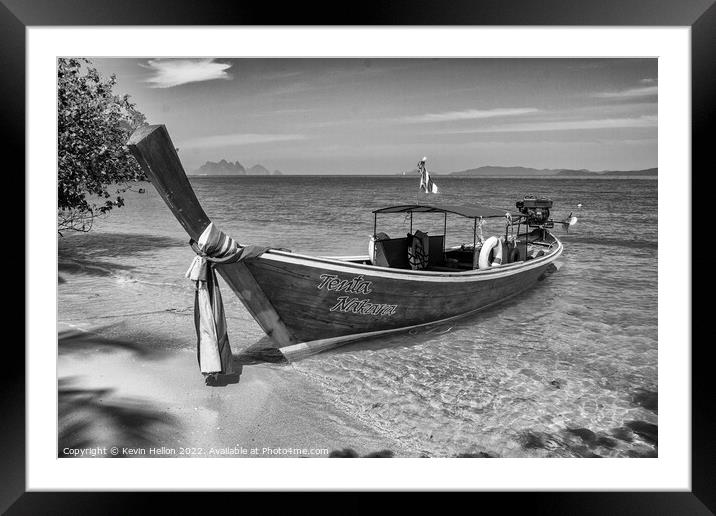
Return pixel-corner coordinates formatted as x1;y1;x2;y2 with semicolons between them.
317;274;397;317
317;274;373;294
330;296;398;317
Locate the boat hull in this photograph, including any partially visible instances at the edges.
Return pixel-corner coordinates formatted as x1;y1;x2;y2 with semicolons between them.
215;244;562;356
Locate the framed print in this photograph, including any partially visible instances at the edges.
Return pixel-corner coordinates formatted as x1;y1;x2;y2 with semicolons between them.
4;0;713;512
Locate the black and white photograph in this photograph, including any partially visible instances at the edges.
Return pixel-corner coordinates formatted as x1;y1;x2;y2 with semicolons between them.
57;56;659;460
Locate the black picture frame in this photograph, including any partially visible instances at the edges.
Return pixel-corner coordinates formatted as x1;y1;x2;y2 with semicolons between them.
4;0;711;512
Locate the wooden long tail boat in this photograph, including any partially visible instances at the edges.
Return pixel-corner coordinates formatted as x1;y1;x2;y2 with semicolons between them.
127;125;566;359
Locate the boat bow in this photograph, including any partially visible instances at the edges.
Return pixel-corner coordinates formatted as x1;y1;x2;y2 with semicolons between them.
127;125;211;241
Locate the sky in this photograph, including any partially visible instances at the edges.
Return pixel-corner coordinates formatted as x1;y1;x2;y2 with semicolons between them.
91;58;657;174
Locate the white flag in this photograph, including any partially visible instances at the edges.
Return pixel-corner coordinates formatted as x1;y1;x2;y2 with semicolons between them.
418;157;438;194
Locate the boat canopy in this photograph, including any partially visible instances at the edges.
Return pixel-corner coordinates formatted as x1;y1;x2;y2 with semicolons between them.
373;203;508;219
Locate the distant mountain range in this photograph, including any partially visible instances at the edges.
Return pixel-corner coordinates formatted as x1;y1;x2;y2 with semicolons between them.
193;161;655;177
447;166;657;177
194;160;282;176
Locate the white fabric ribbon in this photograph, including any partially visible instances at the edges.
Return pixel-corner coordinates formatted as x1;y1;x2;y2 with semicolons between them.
183;222;268;377
185;222;240;376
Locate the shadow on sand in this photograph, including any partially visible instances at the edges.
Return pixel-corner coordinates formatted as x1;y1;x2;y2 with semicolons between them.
58;327;183;456
185;341;283;388
59;325;284;391
233;336;289;365
204;371;243;387
58;378;179;457
58;232;186;283
58;326;169;360
329;448;395;458
59;232;186;259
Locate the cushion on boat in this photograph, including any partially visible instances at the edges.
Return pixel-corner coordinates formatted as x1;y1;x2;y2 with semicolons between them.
428;235;445;266
373;237;410;268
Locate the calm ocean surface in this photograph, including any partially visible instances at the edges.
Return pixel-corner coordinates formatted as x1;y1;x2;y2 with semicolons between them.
58;176;658;458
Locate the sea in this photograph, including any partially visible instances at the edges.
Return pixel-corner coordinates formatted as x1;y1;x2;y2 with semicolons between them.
58;176;658;458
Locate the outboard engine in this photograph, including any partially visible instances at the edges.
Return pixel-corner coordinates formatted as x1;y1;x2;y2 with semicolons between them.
516;195;553;226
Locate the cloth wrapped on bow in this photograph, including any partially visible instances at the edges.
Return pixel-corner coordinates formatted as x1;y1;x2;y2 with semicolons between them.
185;222;266;377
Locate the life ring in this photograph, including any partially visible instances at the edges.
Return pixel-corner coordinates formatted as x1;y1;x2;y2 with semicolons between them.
478;236;503;269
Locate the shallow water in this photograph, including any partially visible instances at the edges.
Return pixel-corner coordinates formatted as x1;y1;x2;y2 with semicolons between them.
58;176;658;457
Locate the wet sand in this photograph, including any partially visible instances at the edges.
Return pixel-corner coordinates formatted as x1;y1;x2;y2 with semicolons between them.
58;323;409;458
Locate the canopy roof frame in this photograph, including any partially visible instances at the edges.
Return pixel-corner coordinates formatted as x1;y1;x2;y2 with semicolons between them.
373;203;509;219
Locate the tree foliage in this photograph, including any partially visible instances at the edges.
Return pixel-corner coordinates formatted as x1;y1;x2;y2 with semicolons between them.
58;58;147;233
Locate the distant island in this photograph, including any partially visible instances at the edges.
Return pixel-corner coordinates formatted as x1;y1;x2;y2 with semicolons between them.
446;166;657;177
192;160;656;177
194;159;282;176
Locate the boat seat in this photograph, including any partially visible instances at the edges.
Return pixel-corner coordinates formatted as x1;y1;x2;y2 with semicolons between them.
428;235;445;266
373;234;445;270
372;237;410;268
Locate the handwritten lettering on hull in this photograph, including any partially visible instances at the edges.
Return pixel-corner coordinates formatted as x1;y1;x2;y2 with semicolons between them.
317;274;398;317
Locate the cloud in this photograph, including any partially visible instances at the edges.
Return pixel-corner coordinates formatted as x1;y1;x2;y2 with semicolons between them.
593;86;658;98
180;132;307;149
442;115;657;134
400;107;539;123
141;59;232;88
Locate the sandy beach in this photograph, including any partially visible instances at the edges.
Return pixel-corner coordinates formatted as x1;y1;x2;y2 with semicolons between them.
59;321;410;458
57;222;412;459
